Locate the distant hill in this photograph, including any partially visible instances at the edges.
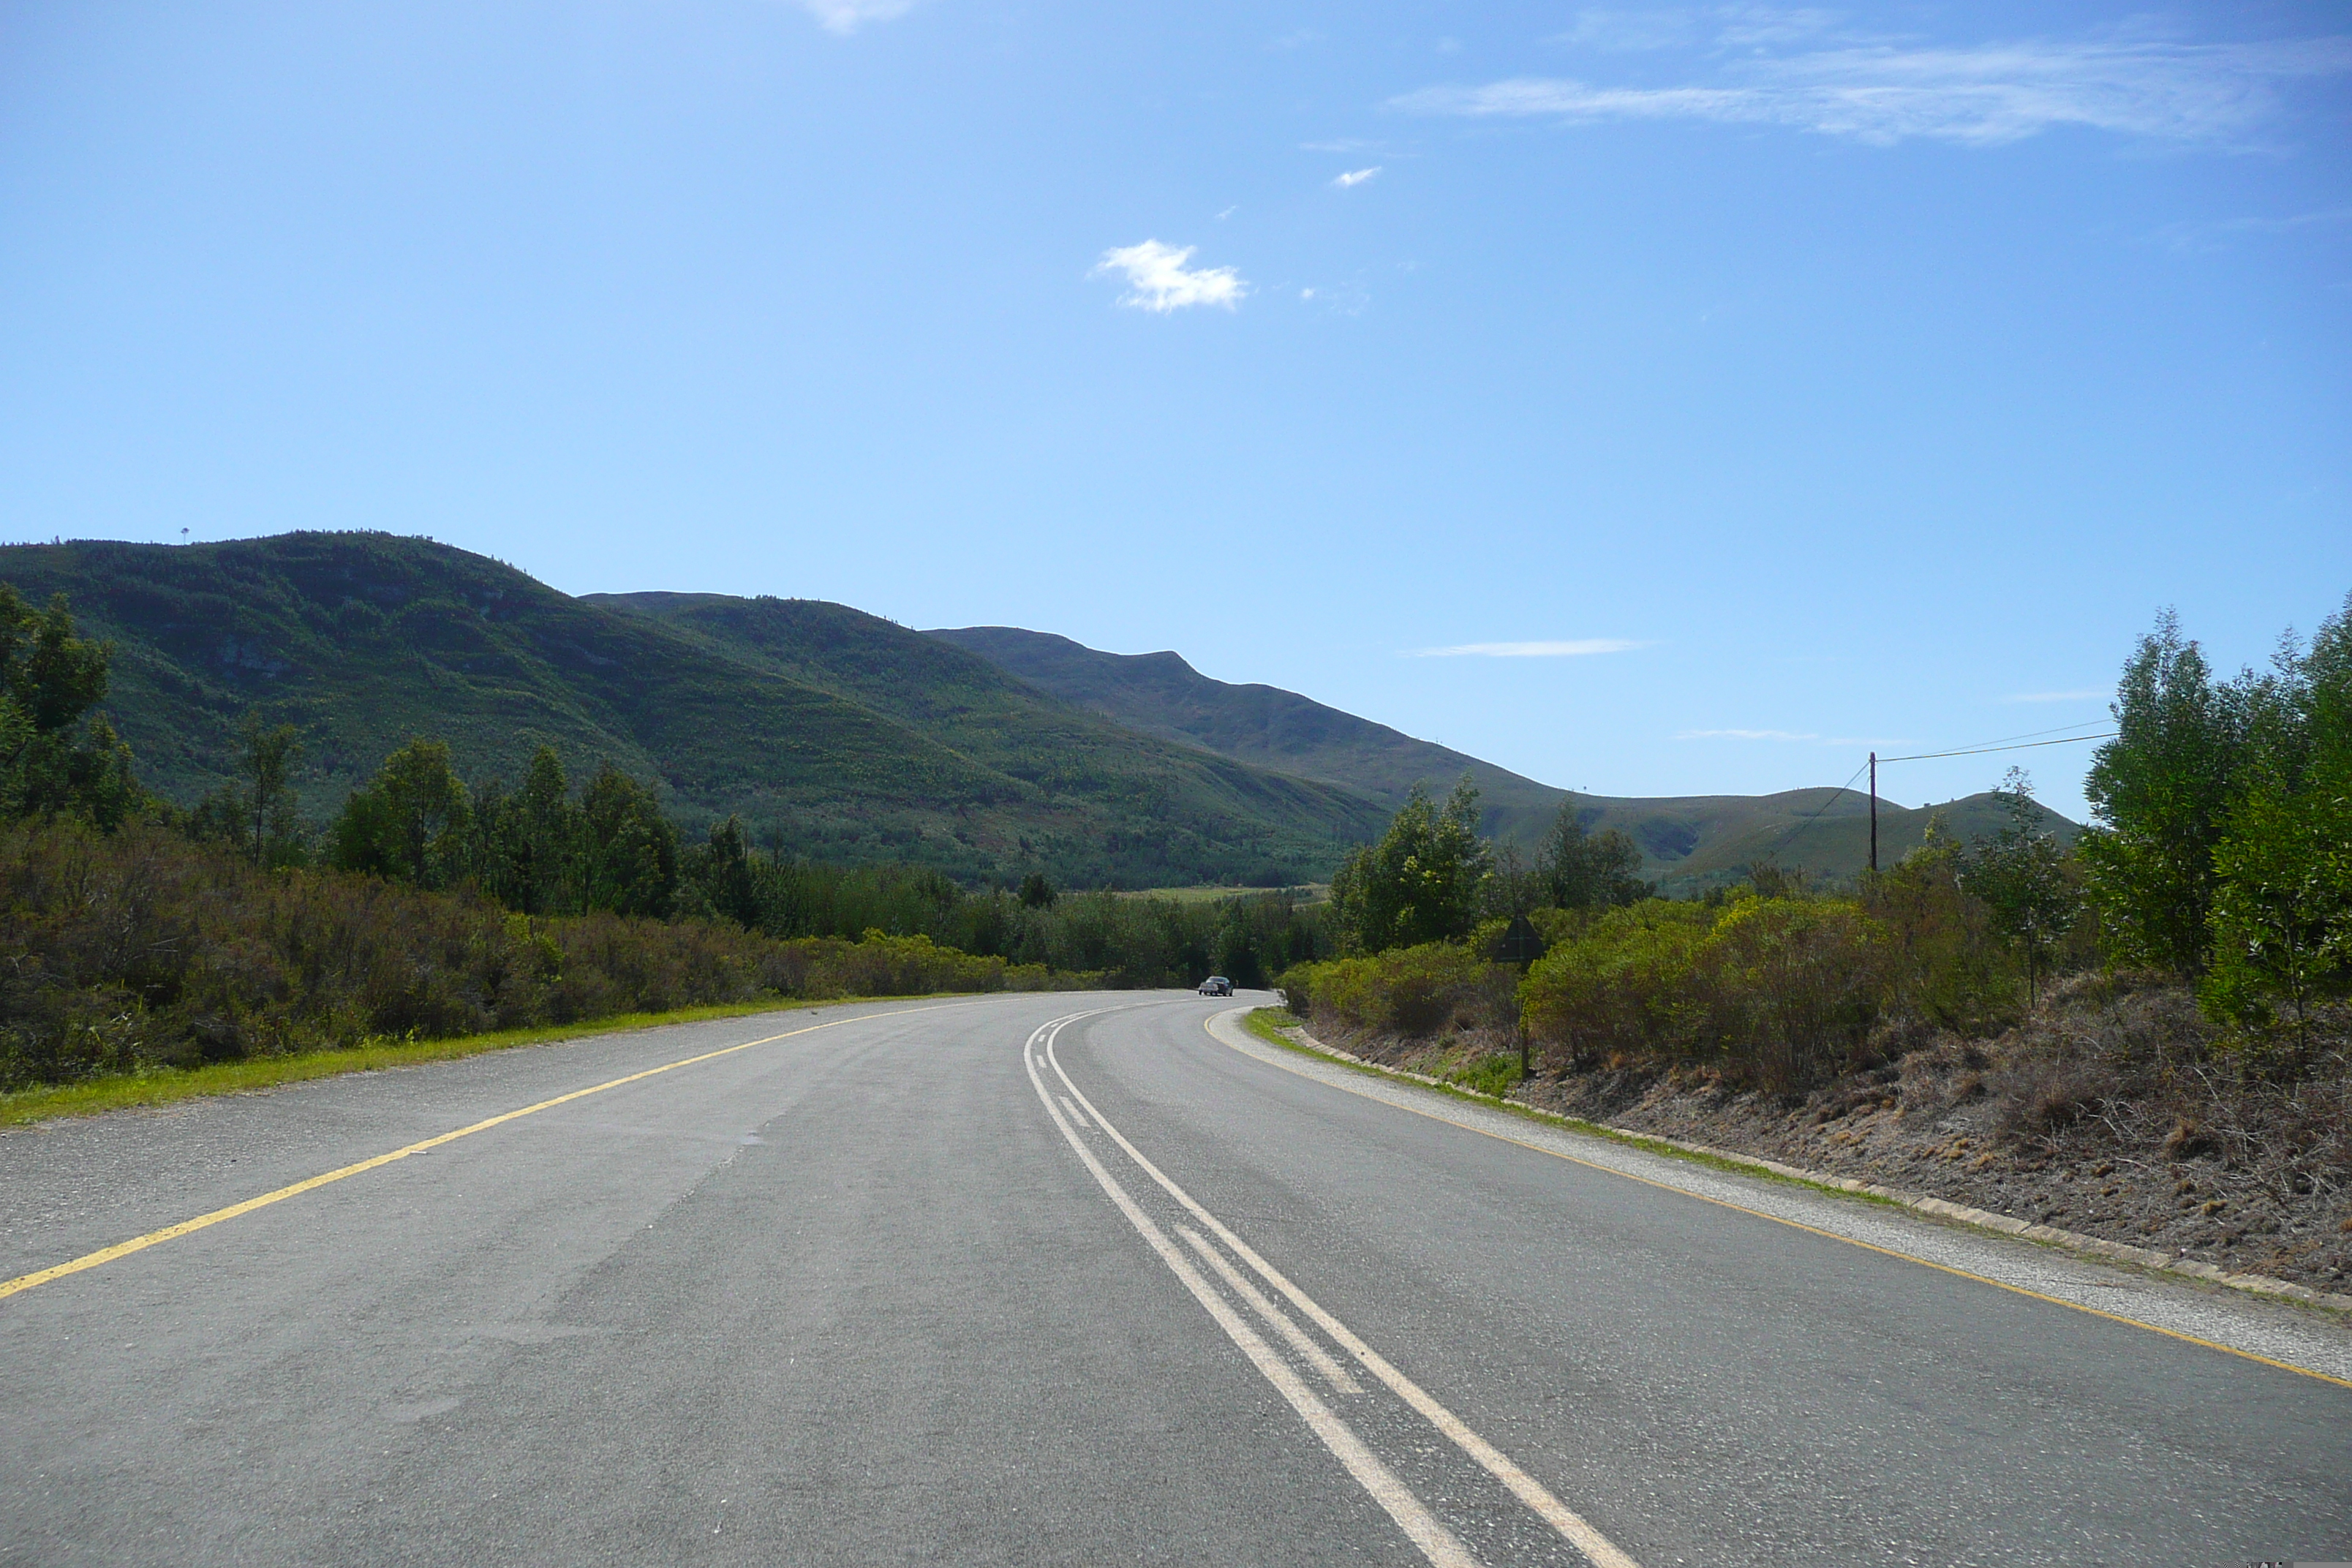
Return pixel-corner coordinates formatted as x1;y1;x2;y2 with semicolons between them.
1572;787;2079;894
926;627;1572;842
0;535;1384;887
584;590;1389;876
0;532;2078;892
929;625;2078;886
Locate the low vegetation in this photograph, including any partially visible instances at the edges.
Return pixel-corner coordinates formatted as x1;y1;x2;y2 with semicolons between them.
0;817;1069;1093
0;584;1333;1098
1278;600;2352;1290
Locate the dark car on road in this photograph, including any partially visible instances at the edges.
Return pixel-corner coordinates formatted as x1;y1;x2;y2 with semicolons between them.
1197;976;1234;997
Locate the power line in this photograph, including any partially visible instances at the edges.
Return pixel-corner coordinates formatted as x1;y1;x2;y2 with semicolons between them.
1877;731;2118;764
1940;718;2117;751
1775;758;1872;859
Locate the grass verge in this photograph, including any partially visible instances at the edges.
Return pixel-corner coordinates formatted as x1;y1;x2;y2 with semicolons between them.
0;997;934;1127
1240;1007;1904;1207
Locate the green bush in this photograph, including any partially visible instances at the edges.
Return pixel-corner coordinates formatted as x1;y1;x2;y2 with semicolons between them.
1282;942;1511;1039
1689;896;1888;1092
1521;894;1890;1091
1519;900;1711;1067
0;819;1059;1090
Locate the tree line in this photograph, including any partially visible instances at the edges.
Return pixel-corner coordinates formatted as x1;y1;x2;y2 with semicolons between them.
0;582;1333;1090
181;719;1328;988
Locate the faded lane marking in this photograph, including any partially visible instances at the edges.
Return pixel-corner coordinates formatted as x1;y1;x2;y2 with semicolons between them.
1026;1014;1480;1568
1041;1015;1641;1568
1179;1226;1361;1396
1207;1009;2352;1395
1;1001;979;1303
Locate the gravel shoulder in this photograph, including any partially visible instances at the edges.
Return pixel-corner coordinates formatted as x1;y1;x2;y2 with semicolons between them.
1212;1011;2352;1385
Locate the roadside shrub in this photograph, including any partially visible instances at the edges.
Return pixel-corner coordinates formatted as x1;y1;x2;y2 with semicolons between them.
0;818;1058;1090
1863;835;2022;1036
1282;943;1509;1040
1519;900;1710;1068
1690;897;1889;1093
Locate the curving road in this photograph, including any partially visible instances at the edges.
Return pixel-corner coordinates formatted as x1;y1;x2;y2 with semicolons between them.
1;991;2346;1565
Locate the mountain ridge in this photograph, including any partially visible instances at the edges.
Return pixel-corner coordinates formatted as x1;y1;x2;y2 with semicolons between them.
927;625;2078;887
0;532;2078;891
0;534;1382;886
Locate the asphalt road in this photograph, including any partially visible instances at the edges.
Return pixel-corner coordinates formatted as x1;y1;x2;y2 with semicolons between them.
1;990;2346;1566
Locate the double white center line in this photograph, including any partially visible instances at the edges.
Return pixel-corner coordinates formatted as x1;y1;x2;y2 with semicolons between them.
1023;1011;1641;1568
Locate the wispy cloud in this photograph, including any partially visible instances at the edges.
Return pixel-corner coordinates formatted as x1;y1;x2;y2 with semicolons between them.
1553;7;1700;52
1091;241;1246;313
2002;688;2111;704
1553;6;1844;53
1676;728;1819;741
1333;166;1384;188
1414;638;1644;657
1395;33;2352;146
2152;205;2352;251
799;0;914;36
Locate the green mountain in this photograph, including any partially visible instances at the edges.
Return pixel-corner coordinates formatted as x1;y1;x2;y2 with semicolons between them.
0;534;1384;886
0;531;2078;893
927;625;2078;888
1572;787;2078;893
926;627;1574;842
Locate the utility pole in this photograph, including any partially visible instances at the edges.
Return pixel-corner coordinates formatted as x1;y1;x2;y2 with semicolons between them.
1868;752;1878;875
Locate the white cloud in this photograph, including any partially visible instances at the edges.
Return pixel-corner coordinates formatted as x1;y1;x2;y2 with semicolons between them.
1333;166;1384;188
1414;638;1643;657
1395;33;2352;146
2002;688;2111;703
1712;5;1839;50
1676;728;1819;741
1091;241;1246;313
2152;205;2352;252
799;0;914;35
1552;5;1836;53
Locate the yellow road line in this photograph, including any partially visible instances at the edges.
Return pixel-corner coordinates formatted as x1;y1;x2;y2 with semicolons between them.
1212;1013;2352;1395
0;1002;965;1304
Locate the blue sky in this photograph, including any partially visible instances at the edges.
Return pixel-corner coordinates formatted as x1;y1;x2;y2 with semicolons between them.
3;1;2347;823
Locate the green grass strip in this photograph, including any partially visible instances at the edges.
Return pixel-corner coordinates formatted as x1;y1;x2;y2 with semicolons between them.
1241;1008;1905;1210
0;995;956;1127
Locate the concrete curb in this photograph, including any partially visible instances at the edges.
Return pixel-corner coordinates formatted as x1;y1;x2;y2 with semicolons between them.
1265;1019;2352;1317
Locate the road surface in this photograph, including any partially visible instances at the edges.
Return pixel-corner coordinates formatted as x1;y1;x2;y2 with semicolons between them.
1;990;2345;1565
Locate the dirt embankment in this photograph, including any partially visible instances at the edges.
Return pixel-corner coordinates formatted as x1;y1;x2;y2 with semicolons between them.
1313;974;2352;1295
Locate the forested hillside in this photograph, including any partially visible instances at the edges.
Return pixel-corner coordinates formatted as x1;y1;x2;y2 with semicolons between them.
0;532;2073;892
931;624;2074;883
927;625;1572;840
0;535;1383;886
